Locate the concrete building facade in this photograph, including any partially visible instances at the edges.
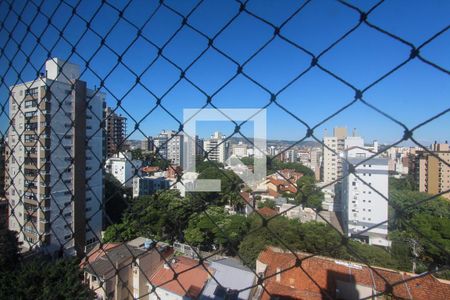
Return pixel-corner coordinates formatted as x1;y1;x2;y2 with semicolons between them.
6;58;104;255
105;152;141;188
132;176;170;198
322;127;348;184
414;142;450;200
341;147;390;247
203;131;228;163
153;130;183;167
105;106;126;158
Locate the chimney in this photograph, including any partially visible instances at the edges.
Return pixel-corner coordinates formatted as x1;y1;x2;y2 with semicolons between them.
352;128;357;137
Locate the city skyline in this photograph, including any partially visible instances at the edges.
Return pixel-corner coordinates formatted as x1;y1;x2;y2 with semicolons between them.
0;1;449;143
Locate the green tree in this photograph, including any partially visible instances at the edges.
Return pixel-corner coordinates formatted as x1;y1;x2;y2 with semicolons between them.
295;175;324;210
0;257;94;299
197;166;243;207
257;199;276;210
130;148;143;160
184;207;250;252
238;214;345;267
104;173;131;228
103;190;195;243
0;229;19;272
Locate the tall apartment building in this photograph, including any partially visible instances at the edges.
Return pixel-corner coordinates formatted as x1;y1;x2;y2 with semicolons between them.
153;130;183;166
322;127;348;184
414;142;450;200
232;141;248;158
310;148;322;181
140;136;153;151
105;106;126;158
341;146;390;247
105;152;141;188
6;58;104;256
203;131;228;163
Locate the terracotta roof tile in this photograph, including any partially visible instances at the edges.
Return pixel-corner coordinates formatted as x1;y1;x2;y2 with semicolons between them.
150;256;210;298
258;247;450;300
258;207;278;217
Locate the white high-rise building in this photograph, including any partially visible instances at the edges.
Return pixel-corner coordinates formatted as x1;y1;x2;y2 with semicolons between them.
6;58;104;255
203;132;228;163
105;152;141;187
341;146;390;247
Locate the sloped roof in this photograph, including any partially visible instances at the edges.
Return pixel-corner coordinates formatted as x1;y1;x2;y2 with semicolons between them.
149;256;210;298
257;247;450;300
258;207;278;217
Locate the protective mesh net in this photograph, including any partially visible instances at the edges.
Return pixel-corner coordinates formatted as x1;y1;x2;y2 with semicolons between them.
0;0;449;299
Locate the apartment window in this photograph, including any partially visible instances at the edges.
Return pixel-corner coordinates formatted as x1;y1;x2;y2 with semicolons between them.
64;234;72;240
86;197;92;202
24;134;37;143
352;182;356;186
86;207;92;212
64;212;71;218
63;135;72;140
24;111;37;118
25;100;38;108
25;88;38;96
25;123;37;131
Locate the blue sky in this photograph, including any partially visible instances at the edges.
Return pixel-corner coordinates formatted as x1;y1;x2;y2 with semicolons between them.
0;0;449;145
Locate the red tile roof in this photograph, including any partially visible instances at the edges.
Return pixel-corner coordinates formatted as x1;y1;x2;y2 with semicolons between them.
240;192;251;204
257;247;450;300
81;243;120;266
258;207;278;217
141;166;160;173
150;256;210;298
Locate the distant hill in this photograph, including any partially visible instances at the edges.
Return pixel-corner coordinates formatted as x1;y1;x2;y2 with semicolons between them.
227;136;320;148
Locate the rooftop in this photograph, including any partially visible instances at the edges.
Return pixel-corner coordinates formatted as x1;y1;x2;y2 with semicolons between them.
257;247;450;300
149;256;210;298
